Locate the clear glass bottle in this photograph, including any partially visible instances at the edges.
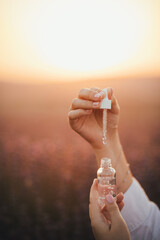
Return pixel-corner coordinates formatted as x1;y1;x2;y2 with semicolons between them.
97;158;116;207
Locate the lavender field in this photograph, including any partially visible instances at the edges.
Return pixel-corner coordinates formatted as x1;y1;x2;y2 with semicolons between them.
0;78;160;240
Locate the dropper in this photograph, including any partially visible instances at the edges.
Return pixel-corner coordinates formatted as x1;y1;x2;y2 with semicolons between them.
100;88;111;145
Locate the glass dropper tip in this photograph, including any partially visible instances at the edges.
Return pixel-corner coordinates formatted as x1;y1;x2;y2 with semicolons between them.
102;108;107;145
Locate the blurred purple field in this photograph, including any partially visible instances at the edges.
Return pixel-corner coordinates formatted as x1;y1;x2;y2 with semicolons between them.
0;78;160;240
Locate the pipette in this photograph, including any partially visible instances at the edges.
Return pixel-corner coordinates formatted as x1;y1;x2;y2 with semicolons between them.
100;88;111;145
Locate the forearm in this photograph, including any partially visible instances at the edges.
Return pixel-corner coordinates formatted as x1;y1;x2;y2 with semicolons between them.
93;131;133;194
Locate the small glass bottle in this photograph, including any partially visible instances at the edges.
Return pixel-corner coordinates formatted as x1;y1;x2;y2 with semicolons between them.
97;158;116;207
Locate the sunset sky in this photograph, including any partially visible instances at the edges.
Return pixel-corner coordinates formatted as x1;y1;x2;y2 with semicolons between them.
0;0;160;82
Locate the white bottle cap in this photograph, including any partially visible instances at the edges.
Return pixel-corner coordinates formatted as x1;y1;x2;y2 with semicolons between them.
100;88;111;109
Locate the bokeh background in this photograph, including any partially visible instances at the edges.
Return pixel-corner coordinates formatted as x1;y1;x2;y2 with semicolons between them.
0;1;160;240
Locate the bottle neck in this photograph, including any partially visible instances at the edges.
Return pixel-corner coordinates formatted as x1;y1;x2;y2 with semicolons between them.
100;158;112;168
101;163;111;168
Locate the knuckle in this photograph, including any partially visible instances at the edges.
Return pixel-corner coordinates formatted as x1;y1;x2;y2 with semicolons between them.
71;98;78;109
79;88;86;96
110;204;119;213
87;100;93;108
91;86;100;91
88;90;94;99
68;111;72;119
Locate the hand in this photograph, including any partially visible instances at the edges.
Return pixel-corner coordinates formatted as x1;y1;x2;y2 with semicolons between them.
68;87;120;149
89;179;131;240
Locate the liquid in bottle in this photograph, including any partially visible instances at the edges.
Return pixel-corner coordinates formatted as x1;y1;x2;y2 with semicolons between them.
97;158;116;207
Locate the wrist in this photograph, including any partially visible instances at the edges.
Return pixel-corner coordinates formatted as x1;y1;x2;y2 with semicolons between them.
92;131;133;193
93;131;120;166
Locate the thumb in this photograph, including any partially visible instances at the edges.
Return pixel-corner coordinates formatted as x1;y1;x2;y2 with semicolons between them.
105;194;131;240
105;194;121;223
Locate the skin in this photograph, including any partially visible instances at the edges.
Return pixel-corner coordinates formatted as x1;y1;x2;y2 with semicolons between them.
68;87;132;240
68;87;118;149
68;87;133;193
89;179;131;240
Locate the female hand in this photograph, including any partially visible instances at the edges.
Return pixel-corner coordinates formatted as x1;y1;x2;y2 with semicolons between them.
68;87;120;150
68;87;133;193
89;179;131;240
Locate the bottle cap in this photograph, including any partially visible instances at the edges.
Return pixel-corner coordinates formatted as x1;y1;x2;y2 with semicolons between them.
100;88;111;109
101;158;111;167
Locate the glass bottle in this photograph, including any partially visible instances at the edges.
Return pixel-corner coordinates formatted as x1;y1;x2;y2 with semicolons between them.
97;158;116;207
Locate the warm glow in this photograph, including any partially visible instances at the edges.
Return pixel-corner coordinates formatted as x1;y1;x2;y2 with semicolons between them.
25;1;145;71
0;0;160;82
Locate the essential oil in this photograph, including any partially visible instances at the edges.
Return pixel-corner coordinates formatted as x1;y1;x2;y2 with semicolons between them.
102;109;107;144
97;158;116;207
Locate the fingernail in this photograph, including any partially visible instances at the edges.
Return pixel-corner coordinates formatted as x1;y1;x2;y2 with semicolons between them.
99;91;106;96
106;194;114;203
94;91;105;99
86;109;92;113
108;88;113;100
94;93;101;99
93;102;100;107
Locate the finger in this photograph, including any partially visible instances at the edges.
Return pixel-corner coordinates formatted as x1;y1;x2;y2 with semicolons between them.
78;88;106;101
89;179;99;206
116;192;124;204
71;98;101;110
101;194;124;212
110;94;120;115
107;87;113;100
105;194;121;223
68;109;92;120
118;201;124;211
116;192;124;211
90;87;102;92
90;87;119;115
101;206;111;222
89;179;104;224
101;200;124;221
105;195;130;238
